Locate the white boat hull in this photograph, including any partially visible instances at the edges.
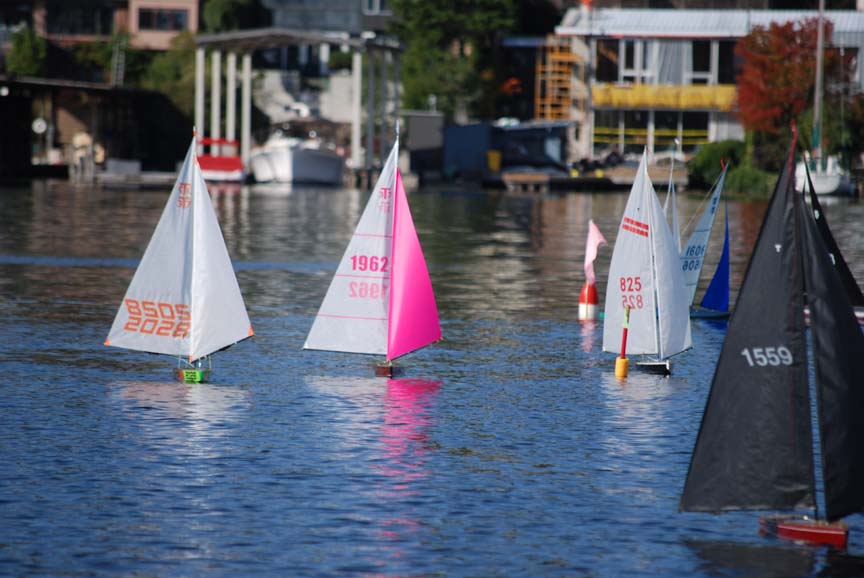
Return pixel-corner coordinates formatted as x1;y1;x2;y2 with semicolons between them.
795;160;856;196
250;146;344;185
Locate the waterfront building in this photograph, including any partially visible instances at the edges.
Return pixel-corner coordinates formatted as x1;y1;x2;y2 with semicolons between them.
554;7;864;161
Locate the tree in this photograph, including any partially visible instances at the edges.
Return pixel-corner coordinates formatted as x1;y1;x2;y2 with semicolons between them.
203;0;266;33
390;0;516;121
142;32;197;117
734;18;857;168
6;25;47;77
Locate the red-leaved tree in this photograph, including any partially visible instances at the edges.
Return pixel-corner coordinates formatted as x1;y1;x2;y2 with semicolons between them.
735;18;834;135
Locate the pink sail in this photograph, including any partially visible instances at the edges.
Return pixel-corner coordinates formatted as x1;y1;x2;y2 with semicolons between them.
386;170;442;360
584;218;607;285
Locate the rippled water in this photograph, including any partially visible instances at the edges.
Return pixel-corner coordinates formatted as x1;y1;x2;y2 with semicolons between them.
1;180;863;576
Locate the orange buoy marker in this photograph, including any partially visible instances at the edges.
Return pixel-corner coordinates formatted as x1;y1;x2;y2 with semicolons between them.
578;282;599;320
615;306;631;378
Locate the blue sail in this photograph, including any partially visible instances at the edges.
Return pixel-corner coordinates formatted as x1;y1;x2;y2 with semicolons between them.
700;200;730;312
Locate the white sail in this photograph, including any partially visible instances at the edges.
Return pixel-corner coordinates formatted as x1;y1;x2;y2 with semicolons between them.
106;139;252;361
652;177;693;359
663;178;681;253
603;152;659;356
680;168;726;305
304;140;399;355
603;151;692;359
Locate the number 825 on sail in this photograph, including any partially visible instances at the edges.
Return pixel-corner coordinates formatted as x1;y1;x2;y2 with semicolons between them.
619;276;644;309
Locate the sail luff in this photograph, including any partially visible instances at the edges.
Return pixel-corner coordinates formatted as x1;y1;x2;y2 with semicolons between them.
681;135;815;513
650;164;662;359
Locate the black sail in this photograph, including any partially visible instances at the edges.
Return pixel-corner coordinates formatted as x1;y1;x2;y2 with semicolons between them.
799;190;864;521
681;139;814;513
803;166;864;307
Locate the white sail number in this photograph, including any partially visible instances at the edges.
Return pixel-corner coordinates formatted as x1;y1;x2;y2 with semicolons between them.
740;346;793;367
682;244;706;272
619;276;644;309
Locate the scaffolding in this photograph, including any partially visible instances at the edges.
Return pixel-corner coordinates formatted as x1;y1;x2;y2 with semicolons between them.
534;35;585;121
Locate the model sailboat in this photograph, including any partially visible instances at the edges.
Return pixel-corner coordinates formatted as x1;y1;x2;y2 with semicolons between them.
680;131;864;549
105;137;253;383
304;134;441;376
680;164;730;318
602;150;692;375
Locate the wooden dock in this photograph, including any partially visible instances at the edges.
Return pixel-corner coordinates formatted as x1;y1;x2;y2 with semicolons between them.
492;164;688;194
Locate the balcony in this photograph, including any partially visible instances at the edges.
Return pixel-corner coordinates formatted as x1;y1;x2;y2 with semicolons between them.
592;84;737;112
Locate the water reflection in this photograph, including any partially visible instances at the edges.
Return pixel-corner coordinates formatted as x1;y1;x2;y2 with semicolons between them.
114;380;251;457
376;378;441;559
686;540;815;577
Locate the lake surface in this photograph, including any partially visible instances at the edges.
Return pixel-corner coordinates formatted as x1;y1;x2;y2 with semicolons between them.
1;178;863;577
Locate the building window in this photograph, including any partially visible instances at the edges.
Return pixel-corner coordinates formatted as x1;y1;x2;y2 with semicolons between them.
46;4;114;36
718;40;736;84
596;39;619;83
620;40;654;84
363;0;390;14
682;111;709;153
138;8;188;31
688;40;712;85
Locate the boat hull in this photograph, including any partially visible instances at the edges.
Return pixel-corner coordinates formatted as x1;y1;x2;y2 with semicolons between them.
635;359;672;375
250;145;344;185
795;161;857;197
690;307;730;319
759;515;848;549
175;368;211;384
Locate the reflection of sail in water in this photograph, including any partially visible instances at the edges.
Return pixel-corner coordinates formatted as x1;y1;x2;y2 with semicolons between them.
380;378;441;484
686;540;815;577
378;378;441;550
115;381;250;456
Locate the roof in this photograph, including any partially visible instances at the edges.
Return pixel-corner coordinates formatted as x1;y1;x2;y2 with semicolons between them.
195;27;401;52
556;8;864;45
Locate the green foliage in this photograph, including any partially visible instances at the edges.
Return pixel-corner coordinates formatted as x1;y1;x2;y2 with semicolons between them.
203;0;253;32
141;32;196;116
688;140;746;189
390;0;516;120
6;25;46;76
724;165;774;197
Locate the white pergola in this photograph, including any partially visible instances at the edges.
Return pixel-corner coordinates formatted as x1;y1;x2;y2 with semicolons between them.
194;28;401;171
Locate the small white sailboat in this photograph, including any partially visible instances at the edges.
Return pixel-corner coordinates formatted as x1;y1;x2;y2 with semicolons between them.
603;150;692;375
304;131;441;376
105;136;254;383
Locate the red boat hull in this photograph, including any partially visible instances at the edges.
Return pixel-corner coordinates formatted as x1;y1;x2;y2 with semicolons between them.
760;515;848;549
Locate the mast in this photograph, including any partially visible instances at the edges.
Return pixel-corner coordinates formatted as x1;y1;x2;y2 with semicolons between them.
812;0;824;162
